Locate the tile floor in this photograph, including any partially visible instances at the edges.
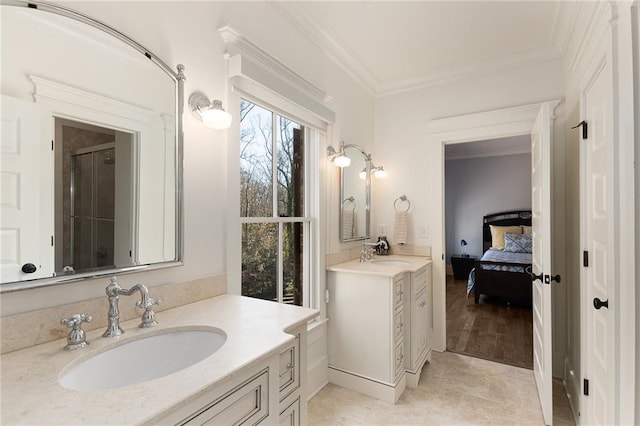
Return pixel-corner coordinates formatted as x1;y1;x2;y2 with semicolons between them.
308;351;575;425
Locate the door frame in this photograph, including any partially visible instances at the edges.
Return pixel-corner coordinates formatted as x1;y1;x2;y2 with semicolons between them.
576;2;637;423
429;100;561;354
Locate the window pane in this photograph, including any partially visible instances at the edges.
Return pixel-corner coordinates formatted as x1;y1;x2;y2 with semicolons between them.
240;99;273;217
277;117;304;218
242;223;278;302
282;222;304;306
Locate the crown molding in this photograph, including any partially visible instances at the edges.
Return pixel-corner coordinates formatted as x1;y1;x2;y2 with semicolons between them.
271;1;566;98
375;43;563;97
268;1;378;96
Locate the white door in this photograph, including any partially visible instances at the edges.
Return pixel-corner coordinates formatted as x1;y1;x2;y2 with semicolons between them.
531;102;554;425
0;95;50;282
581;56;615;425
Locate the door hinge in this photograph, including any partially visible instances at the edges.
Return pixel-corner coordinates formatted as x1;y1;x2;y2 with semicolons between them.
325;289;330;304
583;251;589;267
51;140;54;151
583;378;589;396
572;120;588;139
51;235;54;246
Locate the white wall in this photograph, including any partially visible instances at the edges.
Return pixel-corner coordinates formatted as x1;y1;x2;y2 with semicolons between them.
444;152;531;260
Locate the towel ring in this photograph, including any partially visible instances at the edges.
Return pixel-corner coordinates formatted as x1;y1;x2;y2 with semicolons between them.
394;195;410;212
342;196;356;211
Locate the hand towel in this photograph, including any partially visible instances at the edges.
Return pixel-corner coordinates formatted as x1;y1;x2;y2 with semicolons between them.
394;210;408;244
343;210;354;239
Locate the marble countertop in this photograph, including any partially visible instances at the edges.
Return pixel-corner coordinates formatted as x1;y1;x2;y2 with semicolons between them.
0;294;319;425
326;255;431;276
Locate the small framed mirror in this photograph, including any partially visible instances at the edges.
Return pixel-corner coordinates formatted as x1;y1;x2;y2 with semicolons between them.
339;144;371;242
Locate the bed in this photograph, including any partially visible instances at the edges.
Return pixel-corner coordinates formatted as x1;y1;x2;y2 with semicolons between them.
467;210;533;306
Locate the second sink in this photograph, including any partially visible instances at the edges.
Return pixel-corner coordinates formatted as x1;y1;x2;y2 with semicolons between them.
59;328;226;391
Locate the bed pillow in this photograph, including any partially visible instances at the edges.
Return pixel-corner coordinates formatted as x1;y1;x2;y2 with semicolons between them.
521;225;532;235
489;225;522;249
504;233;533;253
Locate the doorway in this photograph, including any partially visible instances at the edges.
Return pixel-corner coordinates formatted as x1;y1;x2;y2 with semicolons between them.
54;118;134;274
429;101;563;425
444;136;533;369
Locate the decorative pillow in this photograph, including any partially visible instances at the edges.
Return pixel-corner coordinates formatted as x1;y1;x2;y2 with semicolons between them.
504;233;533;253
521;225;532;235
489;225;522;249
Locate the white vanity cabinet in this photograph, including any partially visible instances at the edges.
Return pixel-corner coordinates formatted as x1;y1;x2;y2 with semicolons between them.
404;262;433;388
327;271;408;403
326;257;432;403
156;325;305;426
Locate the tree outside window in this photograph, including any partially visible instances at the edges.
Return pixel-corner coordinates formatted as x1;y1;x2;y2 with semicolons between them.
240;99;306;306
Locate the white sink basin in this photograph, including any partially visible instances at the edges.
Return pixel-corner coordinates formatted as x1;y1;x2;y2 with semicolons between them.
370;259;411;266
59;328;226;390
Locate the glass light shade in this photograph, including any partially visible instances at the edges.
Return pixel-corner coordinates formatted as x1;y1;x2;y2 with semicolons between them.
359;169;367;180
333;154;351;168
201;107;232;130
373;167;387;179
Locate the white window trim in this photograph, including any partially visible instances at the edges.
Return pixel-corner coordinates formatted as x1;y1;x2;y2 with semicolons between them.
228;93;326;315
222;28;333;319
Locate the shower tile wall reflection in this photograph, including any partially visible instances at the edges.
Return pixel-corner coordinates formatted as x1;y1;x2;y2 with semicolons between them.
61;122;115;272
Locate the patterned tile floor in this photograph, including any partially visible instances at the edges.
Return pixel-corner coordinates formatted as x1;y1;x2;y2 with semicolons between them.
308;351;575;426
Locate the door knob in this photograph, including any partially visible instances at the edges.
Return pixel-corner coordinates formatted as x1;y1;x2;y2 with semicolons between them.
526;265;543;283
21;263;37;274
593;298;609;310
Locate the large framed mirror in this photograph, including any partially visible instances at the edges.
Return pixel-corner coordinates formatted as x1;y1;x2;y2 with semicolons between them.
338;144;371;242
0;1;184;292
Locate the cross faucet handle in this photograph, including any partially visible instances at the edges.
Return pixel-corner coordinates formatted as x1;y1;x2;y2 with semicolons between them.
136;297;161;310
60;313;92;351
137;297;161;329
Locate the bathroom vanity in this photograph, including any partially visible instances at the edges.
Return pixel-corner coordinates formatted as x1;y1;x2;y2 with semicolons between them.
326;255;432;403
0;295;318;425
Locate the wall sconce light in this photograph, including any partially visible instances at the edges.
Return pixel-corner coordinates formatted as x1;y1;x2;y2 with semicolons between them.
189;92;232;130
359;165;387;180
373;165;387;179
327;145;351;167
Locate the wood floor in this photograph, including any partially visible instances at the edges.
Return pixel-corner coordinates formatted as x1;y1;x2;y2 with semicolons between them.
446;274;533;369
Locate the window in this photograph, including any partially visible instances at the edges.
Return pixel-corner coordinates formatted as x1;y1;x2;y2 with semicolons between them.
239;99;312;306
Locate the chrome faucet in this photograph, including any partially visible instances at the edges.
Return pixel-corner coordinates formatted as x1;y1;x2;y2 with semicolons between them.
360;239;388;262
102;277;161;338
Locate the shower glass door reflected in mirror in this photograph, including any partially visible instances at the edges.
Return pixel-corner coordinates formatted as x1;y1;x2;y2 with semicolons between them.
70;145;116;271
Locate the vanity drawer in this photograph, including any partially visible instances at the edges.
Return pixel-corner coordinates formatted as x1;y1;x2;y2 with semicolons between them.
279;336;300;402
179;368;269;425
393;274;405;309
279;397;300;426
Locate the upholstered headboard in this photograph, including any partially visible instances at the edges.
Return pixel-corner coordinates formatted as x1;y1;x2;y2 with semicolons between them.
482;210;532;252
